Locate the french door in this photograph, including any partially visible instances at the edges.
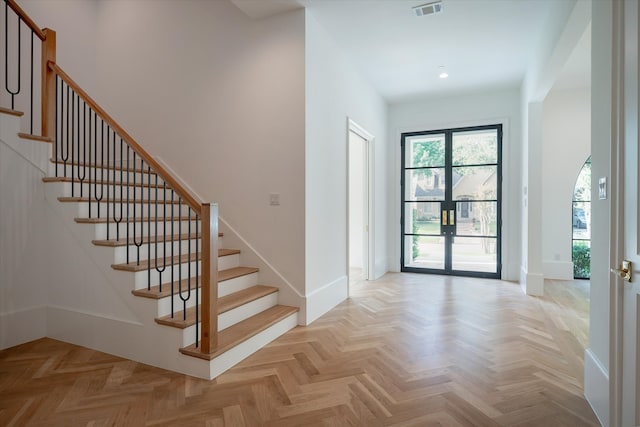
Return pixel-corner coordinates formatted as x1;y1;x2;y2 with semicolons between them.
401;124;502;278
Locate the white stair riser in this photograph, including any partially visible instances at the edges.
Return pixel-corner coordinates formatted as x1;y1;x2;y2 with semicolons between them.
59;181;177;200
93;219;200;240
157;287;201;318
218;292;278;331
51;165;164;185
154;271;258;318
132;260;200;289
73;201;193;218
126;255;239;290
178;293;280;346
112;238;201;264
218;253;239;271
218;272;258;297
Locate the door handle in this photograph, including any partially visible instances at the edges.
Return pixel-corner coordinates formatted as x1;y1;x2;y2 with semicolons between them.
449;210;455;225
442;210;447;226
611;260;632;282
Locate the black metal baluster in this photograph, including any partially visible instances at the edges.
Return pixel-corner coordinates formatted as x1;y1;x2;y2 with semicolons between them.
133;155;143;266
113;136;123;241
4;7;21;109
184;208;191;321
195;213;199;348
62;84;69;178
71;90;75;195
154;175;167;294
105;125;110;238
78;101;86;199
126;145;131;264
94;116;103;218
29;31;33;134
147;167;152;290
171;190;175;318
87;108;92;217
55;75;59;176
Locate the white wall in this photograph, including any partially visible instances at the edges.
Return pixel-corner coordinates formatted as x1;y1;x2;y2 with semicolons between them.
541;87;591;279
93;1;306;299
21;0;99;97
305;12;388;322
388;89;522;281
519;0;589;295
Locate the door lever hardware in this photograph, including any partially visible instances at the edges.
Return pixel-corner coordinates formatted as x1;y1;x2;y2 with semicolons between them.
442;210;447;226
611;260;632;282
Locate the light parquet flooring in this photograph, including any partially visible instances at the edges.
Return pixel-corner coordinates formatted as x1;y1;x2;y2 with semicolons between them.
0;274;600;426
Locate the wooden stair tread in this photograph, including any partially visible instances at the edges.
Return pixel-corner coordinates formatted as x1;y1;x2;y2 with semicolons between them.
18;133;53;143
179;305;299;360
154;285;279;329
50;158;156;174
44;176;166;189
75;216;204;224
59;196;183;205
93;232;202;247
131;266;260;299
112;249;240;272
0;107;24;117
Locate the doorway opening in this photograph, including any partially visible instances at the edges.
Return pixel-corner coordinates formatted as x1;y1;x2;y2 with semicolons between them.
401;124;502;278
348;120;374;285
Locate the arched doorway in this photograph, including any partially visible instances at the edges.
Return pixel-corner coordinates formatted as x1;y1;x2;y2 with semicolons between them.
572;157;591;279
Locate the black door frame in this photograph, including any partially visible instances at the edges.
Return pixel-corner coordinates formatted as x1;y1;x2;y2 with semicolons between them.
400;124;502;279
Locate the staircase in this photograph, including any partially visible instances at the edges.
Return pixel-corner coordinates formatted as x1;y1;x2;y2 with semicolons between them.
0;0;298;379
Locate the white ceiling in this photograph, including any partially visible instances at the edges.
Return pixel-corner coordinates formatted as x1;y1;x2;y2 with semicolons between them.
231;0;589;103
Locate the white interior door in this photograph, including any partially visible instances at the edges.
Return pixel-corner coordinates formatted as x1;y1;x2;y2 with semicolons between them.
613;1;639;425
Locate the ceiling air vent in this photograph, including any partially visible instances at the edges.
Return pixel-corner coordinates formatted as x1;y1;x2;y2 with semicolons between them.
413;1;443;17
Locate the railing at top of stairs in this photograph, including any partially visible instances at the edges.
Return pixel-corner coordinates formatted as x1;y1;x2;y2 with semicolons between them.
1;0;220;354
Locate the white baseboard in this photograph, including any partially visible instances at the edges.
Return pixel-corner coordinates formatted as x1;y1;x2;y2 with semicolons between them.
543;260;574;280
520;266;544;296
584;348;609;427
305;276;348;325
0;306;47;350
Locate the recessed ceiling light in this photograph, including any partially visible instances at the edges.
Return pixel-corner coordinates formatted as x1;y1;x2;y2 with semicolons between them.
413;1;444;17
438;66;448;79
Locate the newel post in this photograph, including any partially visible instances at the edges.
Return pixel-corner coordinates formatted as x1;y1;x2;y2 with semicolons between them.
41;28;56;141
201;203;219;353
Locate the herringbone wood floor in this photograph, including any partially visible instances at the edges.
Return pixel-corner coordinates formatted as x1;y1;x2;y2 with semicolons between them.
0;274;600;426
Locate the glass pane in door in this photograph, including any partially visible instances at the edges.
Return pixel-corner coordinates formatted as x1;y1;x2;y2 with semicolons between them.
404;168;446;201
455;201;498;236
404;202;441;235
452;129;498;165
405;134;445;167
404;235;445;270
452;237;497;273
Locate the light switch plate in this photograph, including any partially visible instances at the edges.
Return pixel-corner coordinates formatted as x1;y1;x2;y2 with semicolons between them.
599;177;607;200
269;193;280;206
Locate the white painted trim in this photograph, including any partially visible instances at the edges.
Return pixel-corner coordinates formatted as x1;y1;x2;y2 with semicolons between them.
584;348;610;427
305;275;348;324
0;306;47;350
347;118;376;287
519;268;544;296
542;260;574;280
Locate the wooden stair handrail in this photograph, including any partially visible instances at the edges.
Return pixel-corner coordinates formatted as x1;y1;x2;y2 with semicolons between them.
5;0;46;40
48;62;202;214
